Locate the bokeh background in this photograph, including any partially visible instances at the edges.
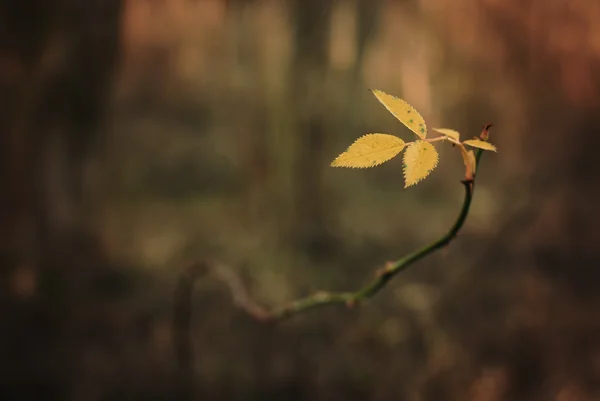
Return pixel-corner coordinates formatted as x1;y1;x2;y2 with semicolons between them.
1;0;600;400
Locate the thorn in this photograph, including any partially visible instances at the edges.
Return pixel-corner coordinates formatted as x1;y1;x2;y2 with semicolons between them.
346;299;357;309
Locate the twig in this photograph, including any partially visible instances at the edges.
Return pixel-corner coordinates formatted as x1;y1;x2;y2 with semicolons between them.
173;125;493;382
212;263;272;321
179;125;492;321
215;178;474;321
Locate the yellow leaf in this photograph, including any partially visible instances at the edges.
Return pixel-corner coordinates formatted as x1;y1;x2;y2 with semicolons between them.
432;128;461;142
331;134;406;168
402;140;439;188
371;89;427;139
463;139;497;152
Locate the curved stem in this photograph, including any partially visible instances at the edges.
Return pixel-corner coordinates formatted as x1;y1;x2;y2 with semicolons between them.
177;126;492;325
202;144;486;322
174;125;493;389
267;165;478;320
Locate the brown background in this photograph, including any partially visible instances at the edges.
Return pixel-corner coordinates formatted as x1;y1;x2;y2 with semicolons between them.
1;0;600;400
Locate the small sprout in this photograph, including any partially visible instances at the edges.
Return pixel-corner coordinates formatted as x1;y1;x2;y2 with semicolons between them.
330;89;497;186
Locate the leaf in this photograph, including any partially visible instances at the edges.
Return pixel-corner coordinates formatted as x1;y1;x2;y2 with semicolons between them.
371;89;427;139
331;134;406;168
463;138;497;152
432;128;461;142
402;140;439;188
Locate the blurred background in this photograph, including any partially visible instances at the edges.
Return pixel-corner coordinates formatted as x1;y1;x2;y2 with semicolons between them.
1;0;600;400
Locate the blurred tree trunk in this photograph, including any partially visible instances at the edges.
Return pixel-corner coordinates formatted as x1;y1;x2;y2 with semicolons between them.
352;0;383;84
0;0;52;272
288;0;336;261
340;0;383;137
0;0;123;399
0;0;122;272
225;0;273;224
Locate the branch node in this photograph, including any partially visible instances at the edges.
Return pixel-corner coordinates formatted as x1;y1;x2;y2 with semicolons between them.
375;261;394;279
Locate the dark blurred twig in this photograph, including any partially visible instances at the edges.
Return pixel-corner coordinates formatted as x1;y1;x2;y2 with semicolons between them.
173;261;206;399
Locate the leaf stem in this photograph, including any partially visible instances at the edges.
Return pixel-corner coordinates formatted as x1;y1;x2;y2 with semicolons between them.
425;135;451;144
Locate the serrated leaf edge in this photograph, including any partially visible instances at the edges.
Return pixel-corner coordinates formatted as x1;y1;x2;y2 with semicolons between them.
402;140;440;188
330;133;407;169
463;138;497;152
370;89;427;140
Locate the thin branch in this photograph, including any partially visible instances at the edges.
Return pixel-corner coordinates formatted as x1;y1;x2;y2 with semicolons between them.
244;178;475;321
173;126;494;384
175;124;493;326
212;263;272;321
